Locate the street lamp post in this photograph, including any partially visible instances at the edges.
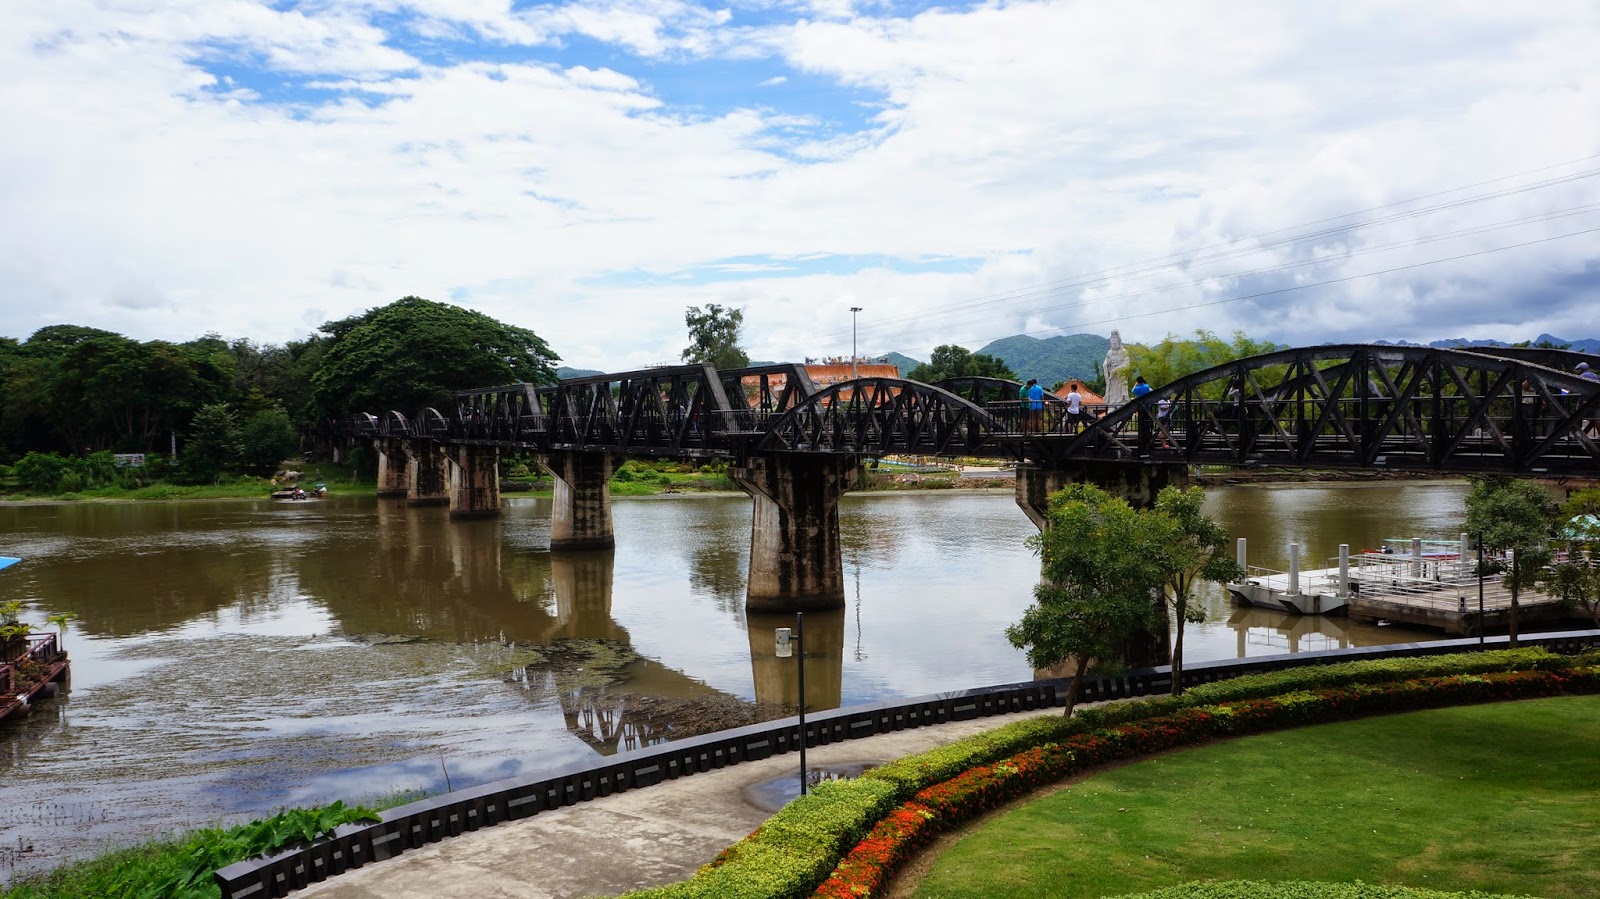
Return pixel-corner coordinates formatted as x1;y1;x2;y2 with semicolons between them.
849;306;863;381
775;612;808;795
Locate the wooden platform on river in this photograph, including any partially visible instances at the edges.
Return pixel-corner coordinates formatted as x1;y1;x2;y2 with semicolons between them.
0;634;69;724
1348;582;1571;636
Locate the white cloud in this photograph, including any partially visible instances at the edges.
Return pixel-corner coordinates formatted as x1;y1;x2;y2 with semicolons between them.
0;0;1597;371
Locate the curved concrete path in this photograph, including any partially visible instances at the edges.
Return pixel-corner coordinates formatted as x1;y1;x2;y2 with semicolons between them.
294;708;1058;899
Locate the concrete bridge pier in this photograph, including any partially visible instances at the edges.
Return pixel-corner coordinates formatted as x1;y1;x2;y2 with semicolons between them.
537;452;626;550
404;440;450;507
1015;460;1190;669
375;437;410;498
730;455;860;610
1014;459;1192;527
448;446;501;519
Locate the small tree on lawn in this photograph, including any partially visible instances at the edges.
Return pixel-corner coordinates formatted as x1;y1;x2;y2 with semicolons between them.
1006;483;1169;717
1153;486;1242;696
1539;488;1600;629
1464;475;1555;647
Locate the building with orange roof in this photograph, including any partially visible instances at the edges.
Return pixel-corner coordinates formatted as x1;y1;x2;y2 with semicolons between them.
1052;380;1105;405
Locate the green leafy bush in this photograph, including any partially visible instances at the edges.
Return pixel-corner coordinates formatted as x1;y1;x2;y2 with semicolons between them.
14;452;70;492
618;779;898;899
2;801;379;899
1180;648;1565;706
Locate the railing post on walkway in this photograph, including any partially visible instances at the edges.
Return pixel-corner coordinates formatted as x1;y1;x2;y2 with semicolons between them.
1338;544;1350;599
1287;543;1300;596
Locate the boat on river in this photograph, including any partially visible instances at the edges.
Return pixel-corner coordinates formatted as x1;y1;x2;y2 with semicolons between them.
0;557;71;725
270;484;327;501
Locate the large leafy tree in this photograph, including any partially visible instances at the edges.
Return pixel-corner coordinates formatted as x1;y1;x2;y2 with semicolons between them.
1128;329;1280;390
180;403;242;484
239;407;299;471
1464;476;1555;647
681;304;749;370
1152;486;1241;695
905;344;1017;384
1006;483;1168;716
310;296;559;417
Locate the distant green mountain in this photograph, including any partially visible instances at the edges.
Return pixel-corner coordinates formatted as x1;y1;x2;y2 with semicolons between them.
977;334;1108;386
877;351;925;374
556;366;605;379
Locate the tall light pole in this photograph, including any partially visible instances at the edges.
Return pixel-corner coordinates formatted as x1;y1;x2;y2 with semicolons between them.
849;306;863;381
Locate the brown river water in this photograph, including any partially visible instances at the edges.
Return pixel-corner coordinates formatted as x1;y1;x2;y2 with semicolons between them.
0;481;1474;880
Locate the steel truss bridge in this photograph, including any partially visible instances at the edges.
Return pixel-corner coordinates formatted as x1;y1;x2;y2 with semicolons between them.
336;345;1600;477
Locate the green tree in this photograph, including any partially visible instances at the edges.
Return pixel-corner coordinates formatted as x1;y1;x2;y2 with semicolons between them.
1128;329;1280;390
905;344;1018;383
1464;476;1555;646
1006;484;1167;716
181;403;242;484
239;407;299;471
310;296;559;418
681;304;749;370
1152;486;1242;695
1539;488;1600;628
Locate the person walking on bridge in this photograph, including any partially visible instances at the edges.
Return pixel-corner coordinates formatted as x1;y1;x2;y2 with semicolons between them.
1064;382;1082;432
1025;379;1044;433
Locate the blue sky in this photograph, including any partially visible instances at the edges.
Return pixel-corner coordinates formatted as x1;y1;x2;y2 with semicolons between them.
2;1;1598;370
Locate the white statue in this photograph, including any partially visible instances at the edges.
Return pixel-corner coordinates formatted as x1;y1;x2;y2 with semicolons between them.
1103;329;1130;408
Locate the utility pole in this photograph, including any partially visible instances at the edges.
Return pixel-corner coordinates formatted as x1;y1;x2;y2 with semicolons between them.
850;306;863;381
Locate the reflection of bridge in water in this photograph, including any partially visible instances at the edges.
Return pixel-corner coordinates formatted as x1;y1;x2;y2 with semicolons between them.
306;514;847;756
309;344;1600;615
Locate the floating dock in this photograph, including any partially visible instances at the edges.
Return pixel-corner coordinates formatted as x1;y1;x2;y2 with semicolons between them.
0;632;69;724
1227;536;1570;635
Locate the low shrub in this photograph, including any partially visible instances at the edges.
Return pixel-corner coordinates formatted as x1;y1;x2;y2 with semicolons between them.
1179;647;1565;706
3;801;380;899
859;714;1076;795
619;778;899;899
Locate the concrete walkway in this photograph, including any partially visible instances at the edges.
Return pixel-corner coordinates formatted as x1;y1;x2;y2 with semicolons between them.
295;708;1057;899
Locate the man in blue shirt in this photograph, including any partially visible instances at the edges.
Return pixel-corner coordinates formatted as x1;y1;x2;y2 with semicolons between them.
1025;379;1044;432
1131;375;1152;398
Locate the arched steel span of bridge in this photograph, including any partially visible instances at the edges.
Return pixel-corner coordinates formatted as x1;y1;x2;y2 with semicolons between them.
332;345;1600;477
999;344;1600;477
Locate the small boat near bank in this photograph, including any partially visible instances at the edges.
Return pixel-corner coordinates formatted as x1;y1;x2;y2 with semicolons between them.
0;557;72;726
270;484;328;501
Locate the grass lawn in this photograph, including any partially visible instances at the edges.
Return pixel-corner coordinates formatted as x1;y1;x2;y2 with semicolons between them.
914;695;1600;899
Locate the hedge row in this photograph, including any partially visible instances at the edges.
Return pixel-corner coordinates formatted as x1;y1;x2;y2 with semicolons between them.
1107;881;1541;899
812;667;1600;898
1073;647;1575;730
614;648;1591;899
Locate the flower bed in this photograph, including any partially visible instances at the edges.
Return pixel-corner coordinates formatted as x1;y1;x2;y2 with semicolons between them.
811;667;1600;898
614;649;1597;899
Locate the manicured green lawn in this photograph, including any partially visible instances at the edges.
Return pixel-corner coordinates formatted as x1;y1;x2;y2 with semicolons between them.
915;695;1600;899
